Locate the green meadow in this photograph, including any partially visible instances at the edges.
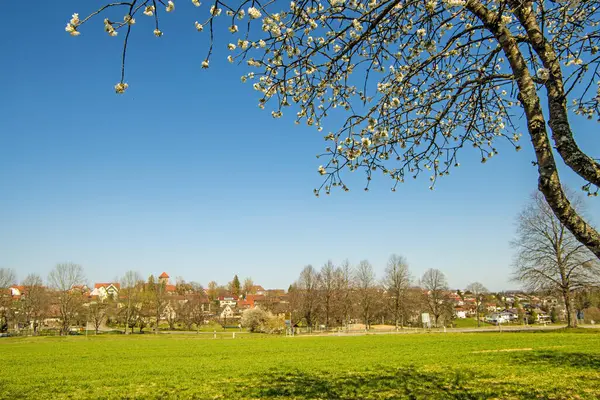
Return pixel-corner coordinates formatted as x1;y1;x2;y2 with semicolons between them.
1;330;600;399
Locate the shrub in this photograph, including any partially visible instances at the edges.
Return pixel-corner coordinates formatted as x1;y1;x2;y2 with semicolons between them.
241;308;285;334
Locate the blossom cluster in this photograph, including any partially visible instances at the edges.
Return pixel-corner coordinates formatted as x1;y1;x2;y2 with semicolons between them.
65;0;600;196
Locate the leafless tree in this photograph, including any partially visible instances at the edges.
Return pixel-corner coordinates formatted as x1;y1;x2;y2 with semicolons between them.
21;274;48;334
189;297;207;333
0;268;16;332
207;281;218;301
421;268;450;327
465;282;488;327
120;270;142;334
88;301;109;334
382;254;411;330
0;268;15;289
146;275;168;333
177;300;194;330
334;260;354;330
69;1;600;259
319;260;336;329
512;191;600;328
355;260;377;330
48;263;86;335
165;299;179;330
242;277;254;298
296;265;320;329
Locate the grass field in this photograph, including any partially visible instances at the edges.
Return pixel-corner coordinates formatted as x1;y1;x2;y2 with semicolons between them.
1;330;600;399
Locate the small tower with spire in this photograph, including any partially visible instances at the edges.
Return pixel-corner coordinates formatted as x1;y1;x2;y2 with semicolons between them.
158;272;170;285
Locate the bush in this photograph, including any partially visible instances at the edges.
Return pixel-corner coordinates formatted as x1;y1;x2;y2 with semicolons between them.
527;310;538;325
241;308;285;334
583;307;600;324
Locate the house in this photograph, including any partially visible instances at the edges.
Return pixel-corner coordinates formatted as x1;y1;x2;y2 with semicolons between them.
155;272;177;294
500;311;517;322
251;285;266;295
218;296;238;307
454;307;468;319
158;272;170;285
531;308;551;323
9;286;25;300
165;285;177;294
486;312;510;324
449;292;464;306
90;283;120;300
219;305;235;319
237;298;254;310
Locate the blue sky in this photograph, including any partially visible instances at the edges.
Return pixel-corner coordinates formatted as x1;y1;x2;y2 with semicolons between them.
1;1;598;291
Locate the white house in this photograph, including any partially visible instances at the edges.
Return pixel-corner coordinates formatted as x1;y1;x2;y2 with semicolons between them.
90;283;120;301
486;312;509;324
220;305;235;319
218;296;238;307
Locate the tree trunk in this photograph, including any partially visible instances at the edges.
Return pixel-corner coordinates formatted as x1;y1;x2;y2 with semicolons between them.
508;0;600;189
467;1;600;260
563;290;577;328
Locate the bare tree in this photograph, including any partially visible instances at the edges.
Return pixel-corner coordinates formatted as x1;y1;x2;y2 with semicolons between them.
0;268;15;289
177;300;194;331
355;260;377;330
465;282;488;327
120;270;142;335
207;281;218;301
242;277;254;298
88;301;109;334
319;260;336;330
513;192;600;328
21;274;48;334
382;254;411;330
188;297;207;333
48;263;86;335
0;268;16;332
334;260;354;331
145;275;168;333
165;299;179;330
69;1;600;258
295;265;320;330
421;269;450;327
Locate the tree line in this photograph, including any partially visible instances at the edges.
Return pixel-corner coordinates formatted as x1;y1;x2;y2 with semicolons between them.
1;190;599;334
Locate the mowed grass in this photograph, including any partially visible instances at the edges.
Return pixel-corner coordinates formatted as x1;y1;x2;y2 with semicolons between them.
1;330;600;399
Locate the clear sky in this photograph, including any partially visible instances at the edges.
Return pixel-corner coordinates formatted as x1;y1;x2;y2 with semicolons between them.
1;1;598;292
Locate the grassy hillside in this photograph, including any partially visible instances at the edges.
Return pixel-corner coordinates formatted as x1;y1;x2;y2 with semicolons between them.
1;330;599;399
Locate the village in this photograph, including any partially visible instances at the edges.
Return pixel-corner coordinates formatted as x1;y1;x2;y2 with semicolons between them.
2;268;583;336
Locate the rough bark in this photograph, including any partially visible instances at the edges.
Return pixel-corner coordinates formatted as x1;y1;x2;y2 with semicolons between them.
509;1;600;188
563;289;576;328
468;0;600;259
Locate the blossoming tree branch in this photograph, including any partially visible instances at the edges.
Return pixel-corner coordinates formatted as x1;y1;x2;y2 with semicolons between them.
66;0;600;258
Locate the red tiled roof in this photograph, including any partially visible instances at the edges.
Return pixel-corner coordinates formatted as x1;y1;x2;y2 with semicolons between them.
94;282;121;290
166;285;177;292
218;295;239;300
247;294;265;302
238;299;253;308
159;272;170;279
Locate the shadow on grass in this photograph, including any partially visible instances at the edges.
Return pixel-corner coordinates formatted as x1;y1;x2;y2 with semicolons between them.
246;366;566;399
512;350;600;369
